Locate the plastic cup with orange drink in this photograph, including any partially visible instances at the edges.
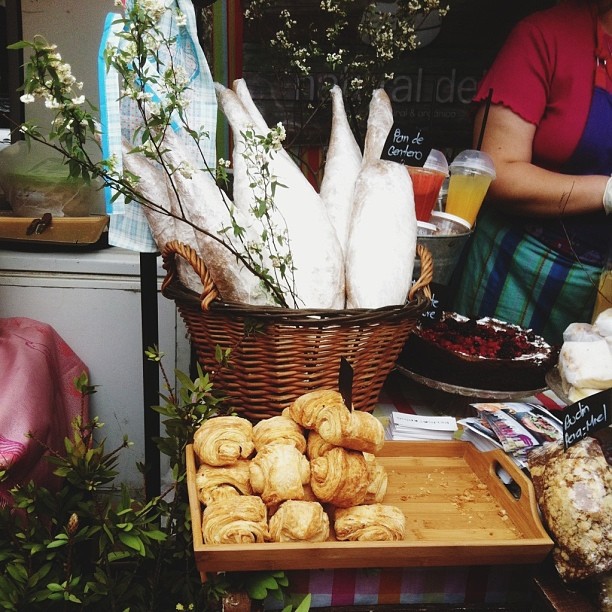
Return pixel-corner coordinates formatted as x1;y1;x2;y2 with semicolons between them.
445;150;496;227
407;149;448;222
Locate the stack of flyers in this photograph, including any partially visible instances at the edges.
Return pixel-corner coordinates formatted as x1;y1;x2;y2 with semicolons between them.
459;402;563;470
387;412;458;441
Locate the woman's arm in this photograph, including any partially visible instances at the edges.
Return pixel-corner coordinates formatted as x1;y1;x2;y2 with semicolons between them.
473;104;608;217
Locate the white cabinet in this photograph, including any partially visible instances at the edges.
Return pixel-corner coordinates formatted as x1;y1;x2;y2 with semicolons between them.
0;246;190;493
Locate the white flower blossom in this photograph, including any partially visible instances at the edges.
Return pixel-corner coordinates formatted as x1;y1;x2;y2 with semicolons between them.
20;93;36;104
178;162;194;179
44;98;64;109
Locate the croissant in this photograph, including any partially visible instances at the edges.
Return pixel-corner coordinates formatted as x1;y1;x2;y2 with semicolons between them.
289;389;350;431
306;430;337;460
202;495;268;544
310;447;369;508
193;416;254;466
249;444;311;505
363;453;388;504
252;415;307;453
334;504;406;541
332;410;386;454
267;500;330;542
194;459;252;506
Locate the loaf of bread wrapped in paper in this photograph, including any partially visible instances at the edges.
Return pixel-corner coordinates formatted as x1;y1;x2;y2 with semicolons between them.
121;140;202;294
333;503;406;541
345;89;417;308
309;446;369;507
150;129;276;305
193;416;255;466
202;495;268;544
319;85;363;256
215;81;345;309
194;459;252;505
249;444;311;506
267;500;330;542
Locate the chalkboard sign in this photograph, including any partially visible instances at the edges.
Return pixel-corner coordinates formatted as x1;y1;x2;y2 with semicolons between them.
562;387;611;450
380;123;431;166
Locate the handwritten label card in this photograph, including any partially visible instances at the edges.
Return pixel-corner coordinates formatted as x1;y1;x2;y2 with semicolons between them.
381;123;430;166
562;387;611;450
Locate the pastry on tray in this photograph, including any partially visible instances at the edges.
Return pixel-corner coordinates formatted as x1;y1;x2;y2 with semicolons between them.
288;389;350;431
249;444;311;506
193;415;254;466
252;415;307;453
267;500;330;543
333;503;406;542
310;446;369;508
318;409;385;454
194;459;252;506
202;495;268;545
363;452;388;504
305;430;336;460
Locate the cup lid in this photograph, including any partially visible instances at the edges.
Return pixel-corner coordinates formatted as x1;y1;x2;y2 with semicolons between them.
449;149;496;178
430;211;472;233
417;221;438;236
423;148;449;175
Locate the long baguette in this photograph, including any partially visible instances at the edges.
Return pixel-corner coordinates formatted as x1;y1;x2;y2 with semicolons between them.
215;82;345;309
160;130;276;305
345;89;417;308
319;85;362;257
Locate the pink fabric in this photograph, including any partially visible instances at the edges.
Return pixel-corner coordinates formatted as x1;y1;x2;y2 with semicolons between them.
0;317;89;505
473;1;597;170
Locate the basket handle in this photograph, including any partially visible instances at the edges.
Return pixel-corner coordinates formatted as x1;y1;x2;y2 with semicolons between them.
409;243;433;302
162;239;434;311
161;239;220;310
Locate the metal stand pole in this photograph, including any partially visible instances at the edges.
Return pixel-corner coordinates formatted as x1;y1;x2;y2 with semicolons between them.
140;252;160;499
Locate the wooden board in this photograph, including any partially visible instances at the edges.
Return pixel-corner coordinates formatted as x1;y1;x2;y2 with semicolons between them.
186;441;553;574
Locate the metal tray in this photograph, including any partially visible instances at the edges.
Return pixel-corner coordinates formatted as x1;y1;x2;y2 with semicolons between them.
395;364;548;400
186;441;553;576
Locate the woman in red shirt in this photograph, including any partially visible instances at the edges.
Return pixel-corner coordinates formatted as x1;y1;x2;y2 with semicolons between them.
453;0;612;344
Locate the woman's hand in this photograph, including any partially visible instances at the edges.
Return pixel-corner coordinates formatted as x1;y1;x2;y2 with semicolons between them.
473;104;608;217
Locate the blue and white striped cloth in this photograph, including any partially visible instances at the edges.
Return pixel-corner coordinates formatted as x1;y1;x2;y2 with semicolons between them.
98;0;218;252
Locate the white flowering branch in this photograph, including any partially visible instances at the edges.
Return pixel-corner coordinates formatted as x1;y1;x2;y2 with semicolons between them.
243;0;450;144
8;0;297;308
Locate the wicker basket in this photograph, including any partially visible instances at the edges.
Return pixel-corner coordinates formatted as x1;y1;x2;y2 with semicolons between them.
161;240;432;421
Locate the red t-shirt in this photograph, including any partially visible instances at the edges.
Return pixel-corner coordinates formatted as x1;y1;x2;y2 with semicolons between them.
473;1;598;171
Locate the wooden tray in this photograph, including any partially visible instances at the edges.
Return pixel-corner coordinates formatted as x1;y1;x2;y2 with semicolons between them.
186;441;553;575
0;215;109;245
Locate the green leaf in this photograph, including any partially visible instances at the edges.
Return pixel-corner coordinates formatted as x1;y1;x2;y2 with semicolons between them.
7;40;32;50
294;594;312;612
118;532;145;555
145;529;167;541
6;563;27;583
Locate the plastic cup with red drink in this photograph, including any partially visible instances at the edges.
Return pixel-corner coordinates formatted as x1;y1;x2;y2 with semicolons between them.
407;149;449;222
